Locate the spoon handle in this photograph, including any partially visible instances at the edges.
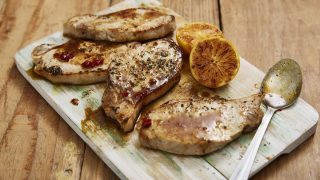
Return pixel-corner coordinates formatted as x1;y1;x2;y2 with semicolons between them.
230;107;277;180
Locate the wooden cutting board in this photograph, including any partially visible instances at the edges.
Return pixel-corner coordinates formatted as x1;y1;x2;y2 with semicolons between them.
14;0;318;179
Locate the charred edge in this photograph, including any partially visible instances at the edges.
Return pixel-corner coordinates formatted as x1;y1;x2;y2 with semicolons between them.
44;69;108;76
44;66;62;76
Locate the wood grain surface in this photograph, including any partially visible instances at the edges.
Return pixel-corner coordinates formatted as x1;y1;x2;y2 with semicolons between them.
0;0;319;179
220;0;320;179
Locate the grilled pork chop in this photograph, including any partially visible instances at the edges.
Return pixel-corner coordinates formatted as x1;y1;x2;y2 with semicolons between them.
32;40;137;84
63;8;176;42
139;94;263;155
102;38;183;132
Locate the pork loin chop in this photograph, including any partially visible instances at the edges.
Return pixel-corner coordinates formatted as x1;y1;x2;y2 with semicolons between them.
63;8;176;42
139;94;263;155
102;38;183;132
32;40;137;84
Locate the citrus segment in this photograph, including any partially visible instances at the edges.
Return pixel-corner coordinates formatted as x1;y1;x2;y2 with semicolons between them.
190;37;240;88
176;23;223;54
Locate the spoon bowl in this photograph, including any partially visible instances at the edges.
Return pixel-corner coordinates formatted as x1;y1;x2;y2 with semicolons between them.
261;59;302;109
230;58;302;180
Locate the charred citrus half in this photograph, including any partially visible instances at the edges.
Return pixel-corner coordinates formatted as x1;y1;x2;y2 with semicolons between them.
190;37;240;88
176;22;223;54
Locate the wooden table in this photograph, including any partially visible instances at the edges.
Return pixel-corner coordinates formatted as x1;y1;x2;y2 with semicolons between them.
0;0;319;179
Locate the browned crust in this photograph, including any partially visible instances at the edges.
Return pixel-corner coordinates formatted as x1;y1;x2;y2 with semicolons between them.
139;109;263;155
63;8;176;42
31;39;121;84
102;38;183;132
100;8;163;19
34;68;108;84
124;16;175;41
102;72;181;132
138;94;264;155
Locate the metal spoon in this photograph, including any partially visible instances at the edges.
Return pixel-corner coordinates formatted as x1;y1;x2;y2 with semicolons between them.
230;59;302;180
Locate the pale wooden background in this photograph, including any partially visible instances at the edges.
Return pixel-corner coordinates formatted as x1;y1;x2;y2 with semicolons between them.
0;0;319;179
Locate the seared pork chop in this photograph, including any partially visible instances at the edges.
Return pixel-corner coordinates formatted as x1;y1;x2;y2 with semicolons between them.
63;8;176;42
102;38;183;132
139;94;263;155
32;40;137;84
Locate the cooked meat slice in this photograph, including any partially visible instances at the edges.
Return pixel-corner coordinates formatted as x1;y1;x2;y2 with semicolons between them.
63;8;176;42
139;94;264;155
102;38;183;132
31;40;138;84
